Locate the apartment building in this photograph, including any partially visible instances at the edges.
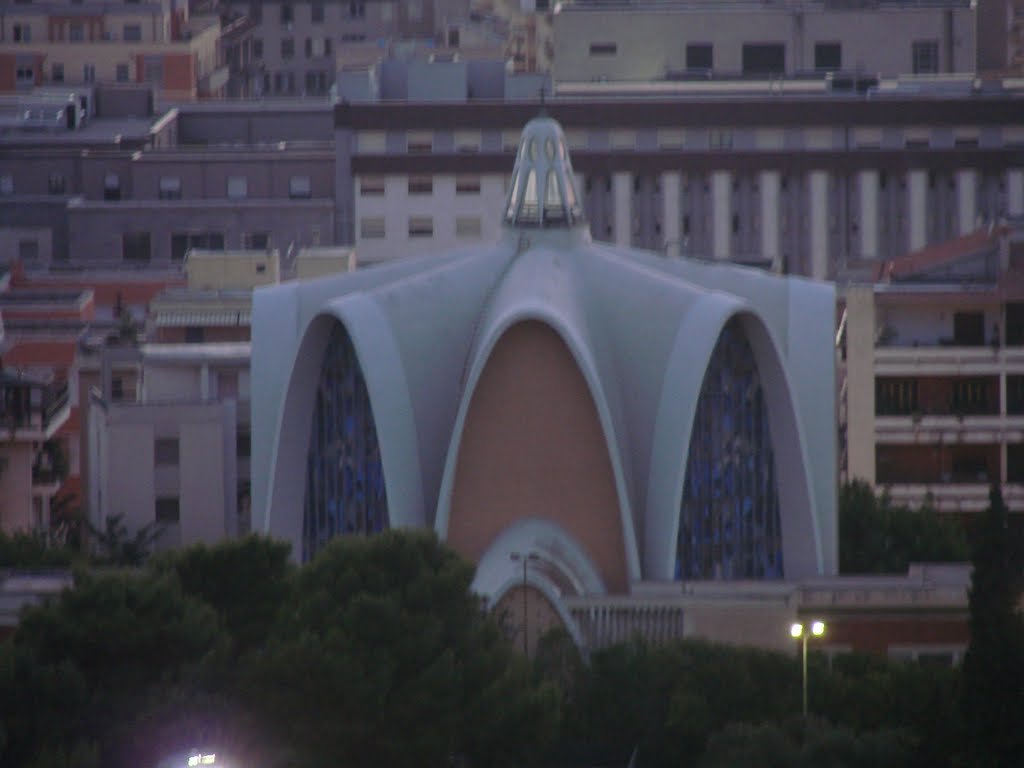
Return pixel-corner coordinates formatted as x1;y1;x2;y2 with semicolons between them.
339;89;1024;272
217;0;470;97
553;0;978;84
0;0;225;98
842;222;1024;530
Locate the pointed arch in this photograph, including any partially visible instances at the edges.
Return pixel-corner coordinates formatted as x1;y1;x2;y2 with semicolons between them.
443;319;633;592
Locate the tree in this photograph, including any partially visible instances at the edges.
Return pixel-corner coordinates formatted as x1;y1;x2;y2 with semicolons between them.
12;569;224;768
961;484;1024;766
88;513;163;566
839;480;968;574
151;535;293;655
244;530;558;768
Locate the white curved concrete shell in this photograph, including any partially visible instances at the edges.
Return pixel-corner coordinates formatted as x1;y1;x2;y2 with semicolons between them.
251;116;837;605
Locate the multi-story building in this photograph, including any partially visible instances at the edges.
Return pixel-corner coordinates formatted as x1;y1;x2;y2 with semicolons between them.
0;0;225;98
842;221;1024;532
339;88;1024;270
216;0;471;97
552;0;979;84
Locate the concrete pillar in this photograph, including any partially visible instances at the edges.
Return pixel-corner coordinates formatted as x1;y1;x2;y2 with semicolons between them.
662;170;682;258
858;169;879;260
907;169;928;251
711;170;731;260
956;168;977;235
200;364;211;401
613;171;632;248
845;285;876;486
809;170;829;280
1007;169;1023;217
759;170;781;272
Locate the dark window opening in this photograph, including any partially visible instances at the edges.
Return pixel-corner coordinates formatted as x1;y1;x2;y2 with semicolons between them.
742;43;785;75
953;311;985;346
686;43;713;71
589;42;617;56
814;42;841;71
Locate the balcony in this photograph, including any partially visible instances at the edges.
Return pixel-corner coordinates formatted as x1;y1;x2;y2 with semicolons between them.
0;373;70;441
883;483;1024;513
875;345;1024;376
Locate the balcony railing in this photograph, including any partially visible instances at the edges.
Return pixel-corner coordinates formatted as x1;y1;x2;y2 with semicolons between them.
0;379;70;437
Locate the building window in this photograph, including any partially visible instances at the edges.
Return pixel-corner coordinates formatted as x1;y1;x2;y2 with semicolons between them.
407;132;432;153
360;176;385;196
159;176;182;200
185;327;205;343
244;231;270;250
953;311;985;346
408;217;433;238
289;175;312;198
349;1;365;18
455;216;482;238
407;175;432;195
16;66;34;84
951;378;995;415
589;42;617;56
454;131;481;152
742;43;785;75
123;24;142;41
51;63;64;82
303;325;388;561
686;43;713;71
155;497;181;524
48;173;65;195
360;217;385;239
236;430;251;458
455;175;481;195
171;232;225;261
227;176;248;199
876;378;918;416
123;232;151;262
311;1;324;22
814;42;841;71
678;317;782;579
253;38;263;59
13;24;30;42
144;58;162;83
912;40;939;74
281;38;295;59
18;239;39;261
83;64;95;83
69;23;84;41
280;3;293;23
111;377;124;401
103;172;121;201
0;174;13;195
154;437;179;466
116;63;129;82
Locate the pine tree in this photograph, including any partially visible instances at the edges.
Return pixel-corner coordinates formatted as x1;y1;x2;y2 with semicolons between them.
961;484;1024;767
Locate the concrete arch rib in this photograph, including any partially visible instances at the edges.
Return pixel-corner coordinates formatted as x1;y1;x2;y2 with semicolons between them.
645;299;822;581
436;302;642;588
264;296;425;558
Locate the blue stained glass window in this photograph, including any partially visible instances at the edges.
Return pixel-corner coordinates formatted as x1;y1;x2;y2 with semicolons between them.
676;317;783;580
302;324;388;561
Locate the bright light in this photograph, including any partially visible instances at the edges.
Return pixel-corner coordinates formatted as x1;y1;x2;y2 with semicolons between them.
188;758;200;767
811;620;825;636
790;622;803;638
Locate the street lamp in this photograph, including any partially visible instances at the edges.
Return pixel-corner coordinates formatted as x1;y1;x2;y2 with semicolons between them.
509;551;540;658
790;619;826;719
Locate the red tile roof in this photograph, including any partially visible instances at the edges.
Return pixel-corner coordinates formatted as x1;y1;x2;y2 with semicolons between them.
874;226;1005;282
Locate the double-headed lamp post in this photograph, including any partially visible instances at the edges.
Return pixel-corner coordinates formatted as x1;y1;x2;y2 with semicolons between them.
790;620;826;719
509;552;540;658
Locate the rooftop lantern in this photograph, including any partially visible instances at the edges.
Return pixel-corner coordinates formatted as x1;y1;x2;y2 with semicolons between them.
503;117;585;229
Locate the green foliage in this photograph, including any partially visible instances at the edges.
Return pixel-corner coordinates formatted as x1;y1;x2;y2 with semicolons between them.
10;568;224;768
244;530;558;768
698;718;912;768
151;535;293;655
88;513;163;566
0;530;76;568
839;480;968;574
961;485;1024;767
